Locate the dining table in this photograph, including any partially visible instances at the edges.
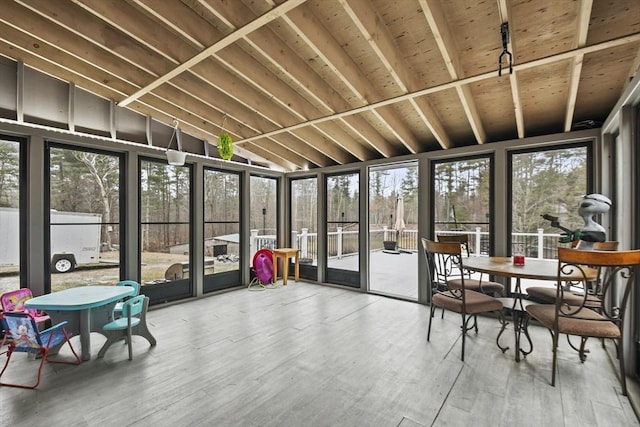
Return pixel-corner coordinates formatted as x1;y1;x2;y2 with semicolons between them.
462;256;597;361
24;285;135;361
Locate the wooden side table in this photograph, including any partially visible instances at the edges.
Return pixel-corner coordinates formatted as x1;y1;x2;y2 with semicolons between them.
272;248;300;285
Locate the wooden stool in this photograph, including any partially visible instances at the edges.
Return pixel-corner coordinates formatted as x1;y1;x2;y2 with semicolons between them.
272;248;300;285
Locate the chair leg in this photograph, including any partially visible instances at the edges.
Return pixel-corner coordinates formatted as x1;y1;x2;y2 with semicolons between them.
551;331;559;387
0;347;47;389
460;312;466;362
427;304;436;342
127;327;133;361
135;298;157;346
618;337;627;396
97;330;126;358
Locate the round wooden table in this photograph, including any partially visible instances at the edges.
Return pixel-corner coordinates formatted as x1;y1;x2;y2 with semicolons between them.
462;256;597;361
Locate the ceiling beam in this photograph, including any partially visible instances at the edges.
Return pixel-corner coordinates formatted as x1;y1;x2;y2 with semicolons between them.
418;0;486;145
202;0;376;161
282;3;421;154
69;0;344;168
234;32;640;145
496;0;524;139
497;0;525;139
341;0;451;150
564;0;593;132
116;0;307;107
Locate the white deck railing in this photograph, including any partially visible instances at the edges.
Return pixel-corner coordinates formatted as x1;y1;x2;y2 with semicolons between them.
249;227;563;263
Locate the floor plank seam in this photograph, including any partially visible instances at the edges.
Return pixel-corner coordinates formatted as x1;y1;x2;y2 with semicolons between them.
430;364;465;426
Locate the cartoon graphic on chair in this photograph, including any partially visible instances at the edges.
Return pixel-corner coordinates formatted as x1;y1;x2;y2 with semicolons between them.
5;294;29;312
0;288;50;326
5;317;38;349
542;193;611;250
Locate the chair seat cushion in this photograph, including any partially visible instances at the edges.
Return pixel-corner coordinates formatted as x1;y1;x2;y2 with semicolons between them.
527;286;602;308
103;317;141;331
526;303;620;338
448;278;504;295
433;290;503;315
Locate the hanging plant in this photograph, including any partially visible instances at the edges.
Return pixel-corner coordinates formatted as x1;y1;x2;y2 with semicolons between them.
217;131;233;160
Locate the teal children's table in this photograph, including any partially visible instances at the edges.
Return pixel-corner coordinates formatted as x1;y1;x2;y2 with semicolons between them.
25;286;135;361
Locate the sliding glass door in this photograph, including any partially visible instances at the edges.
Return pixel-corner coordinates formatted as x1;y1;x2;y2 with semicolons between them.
369;162;418;299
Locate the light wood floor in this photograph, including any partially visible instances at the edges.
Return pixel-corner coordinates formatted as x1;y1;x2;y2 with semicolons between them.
2;282;639;426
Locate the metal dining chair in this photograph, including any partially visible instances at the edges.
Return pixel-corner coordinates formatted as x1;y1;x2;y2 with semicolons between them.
526;247;640;395
422;238;503;361
526;241;619;306
437;234;504;296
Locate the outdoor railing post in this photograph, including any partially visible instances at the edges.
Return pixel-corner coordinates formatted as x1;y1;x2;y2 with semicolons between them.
250;229;258;261
337;227;343;259
301;228;308;258
383;225;388;241
475;227;482;256
292;230;298;250
537;228;544;259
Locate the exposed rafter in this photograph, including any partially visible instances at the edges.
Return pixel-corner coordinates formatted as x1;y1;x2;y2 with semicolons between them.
564;0;594;132
0;0;637;170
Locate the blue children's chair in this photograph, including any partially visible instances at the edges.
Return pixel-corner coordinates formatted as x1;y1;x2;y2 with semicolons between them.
0;312;80;389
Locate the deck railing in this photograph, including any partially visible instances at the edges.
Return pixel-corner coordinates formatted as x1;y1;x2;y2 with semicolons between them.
249;227;564;264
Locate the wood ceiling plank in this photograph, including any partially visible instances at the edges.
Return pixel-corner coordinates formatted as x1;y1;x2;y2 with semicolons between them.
19;0;174;77
6;1;297;162
419;0;485;145
74;0;351;165
575;43;640;125
341;0;450;150
111;0;309;107
0;41;124;105
235;141;298;170
518;60;573;136
468;79;518;142
285;128;356;164
208;0;388;160
226;32;640;147
586;0;640;45
2;0;639;169
72;0;185;65
272;134;336;168
283;3;421;154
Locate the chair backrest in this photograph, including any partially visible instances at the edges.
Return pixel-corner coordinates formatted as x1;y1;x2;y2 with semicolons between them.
557;247;640;322
1;288;33;312
0;312;42;352
116;280;141;297
437;234;470;256
122;295;145;319
593;241;619;251
422;238;466;297
0;288;40;319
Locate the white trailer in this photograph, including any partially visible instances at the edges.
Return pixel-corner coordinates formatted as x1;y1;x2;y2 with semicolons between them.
0;207;102;273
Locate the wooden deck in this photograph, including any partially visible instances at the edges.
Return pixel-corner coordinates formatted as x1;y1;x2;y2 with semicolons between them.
2;282;638;426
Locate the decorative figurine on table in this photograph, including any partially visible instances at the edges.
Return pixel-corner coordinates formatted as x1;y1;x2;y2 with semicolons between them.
541;193;611;250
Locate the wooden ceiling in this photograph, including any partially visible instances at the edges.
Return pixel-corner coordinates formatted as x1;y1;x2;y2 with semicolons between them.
0;0;638;170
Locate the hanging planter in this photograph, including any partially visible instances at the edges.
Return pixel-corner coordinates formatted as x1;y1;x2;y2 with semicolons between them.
166;149;187;166
218;131;233;160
